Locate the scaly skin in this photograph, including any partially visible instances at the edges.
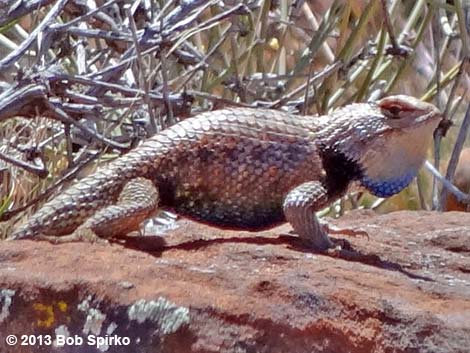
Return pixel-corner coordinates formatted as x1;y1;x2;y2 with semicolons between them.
10;95;442;250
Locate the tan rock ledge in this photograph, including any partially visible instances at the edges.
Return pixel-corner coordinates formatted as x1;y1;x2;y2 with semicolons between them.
0;210;469;353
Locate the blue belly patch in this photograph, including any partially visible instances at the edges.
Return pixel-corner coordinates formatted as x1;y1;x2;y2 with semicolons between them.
360;171;416;198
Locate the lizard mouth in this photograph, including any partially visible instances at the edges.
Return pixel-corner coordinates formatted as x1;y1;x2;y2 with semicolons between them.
416;110;442;123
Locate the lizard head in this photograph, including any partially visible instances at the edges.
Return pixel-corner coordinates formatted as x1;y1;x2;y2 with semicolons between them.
323;95;443;198
356;95;442;197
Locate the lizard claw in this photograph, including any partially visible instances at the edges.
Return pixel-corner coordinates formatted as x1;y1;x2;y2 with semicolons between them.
321;222;369;239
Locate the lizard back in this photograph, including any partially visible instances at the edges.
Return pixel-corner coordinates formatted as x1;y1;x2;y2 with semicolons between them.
149;108;324;230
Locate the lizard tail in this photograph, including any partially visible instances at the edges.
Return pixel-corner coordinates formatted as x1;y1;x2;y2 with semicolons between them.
9;137;167;240
9;163;135;240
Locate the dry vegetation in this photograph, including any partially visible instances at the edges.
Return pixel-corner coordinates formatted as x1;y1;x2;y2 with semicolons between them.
0;0;469;238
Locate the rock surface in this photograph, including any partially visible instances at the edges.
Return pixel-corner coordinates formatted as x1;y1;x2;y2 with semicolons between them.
0;210;469;353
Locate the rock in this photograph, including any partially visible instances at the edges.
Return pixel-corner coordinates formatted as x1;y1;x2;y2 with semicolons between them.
445;148;470;211
0;210;469;353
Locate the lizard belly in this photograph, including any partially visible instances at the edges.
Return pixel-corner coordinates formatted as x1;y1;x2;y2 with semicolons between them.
156;176;289;230
154;141;323;230
173;198;285;230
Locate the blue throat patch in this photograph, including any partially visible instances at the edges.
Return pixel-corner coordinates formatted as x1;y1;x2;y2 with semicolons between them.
360;171;417;198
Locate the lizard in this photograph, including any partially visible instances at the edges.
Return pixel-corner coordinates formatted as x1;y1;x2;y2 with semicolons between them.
9;95;443;251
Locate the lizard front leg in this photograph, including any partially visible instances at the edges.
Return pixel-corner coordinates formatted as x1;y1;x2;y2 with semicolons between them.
283;181;334;251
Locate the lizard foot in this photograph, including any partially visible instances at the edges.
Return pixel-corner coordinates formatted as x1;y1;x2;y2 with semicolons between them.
285;223;368;240
319;238;381;264
323;246;381;264
321;222;369;239
36;228;109;245
300;238;353;257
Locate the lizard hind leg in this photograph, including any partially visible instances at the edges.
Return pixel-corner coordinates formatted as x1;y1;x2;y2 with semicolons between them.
283;181;334;251
79;177;160;239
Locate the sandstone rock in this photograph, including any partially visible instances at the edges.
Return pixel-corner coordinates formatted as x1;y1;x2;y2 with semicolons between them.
0;210;469;353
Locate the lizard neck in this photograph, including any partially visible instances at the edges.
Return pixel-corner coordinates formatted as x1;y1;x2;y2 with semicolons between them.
359;171;417;198
318;144;363;201
357;127;433;197
318;138;419;199
357;145;425;198
310;100;436;199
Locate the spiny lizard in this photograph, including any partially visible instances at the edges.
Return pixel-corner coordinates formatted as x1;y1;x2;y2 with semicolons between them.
10;95;442;251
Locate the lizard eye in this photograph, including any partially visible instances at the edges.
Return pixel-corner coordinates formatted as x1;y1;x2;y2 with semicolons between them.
383;104;402;119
